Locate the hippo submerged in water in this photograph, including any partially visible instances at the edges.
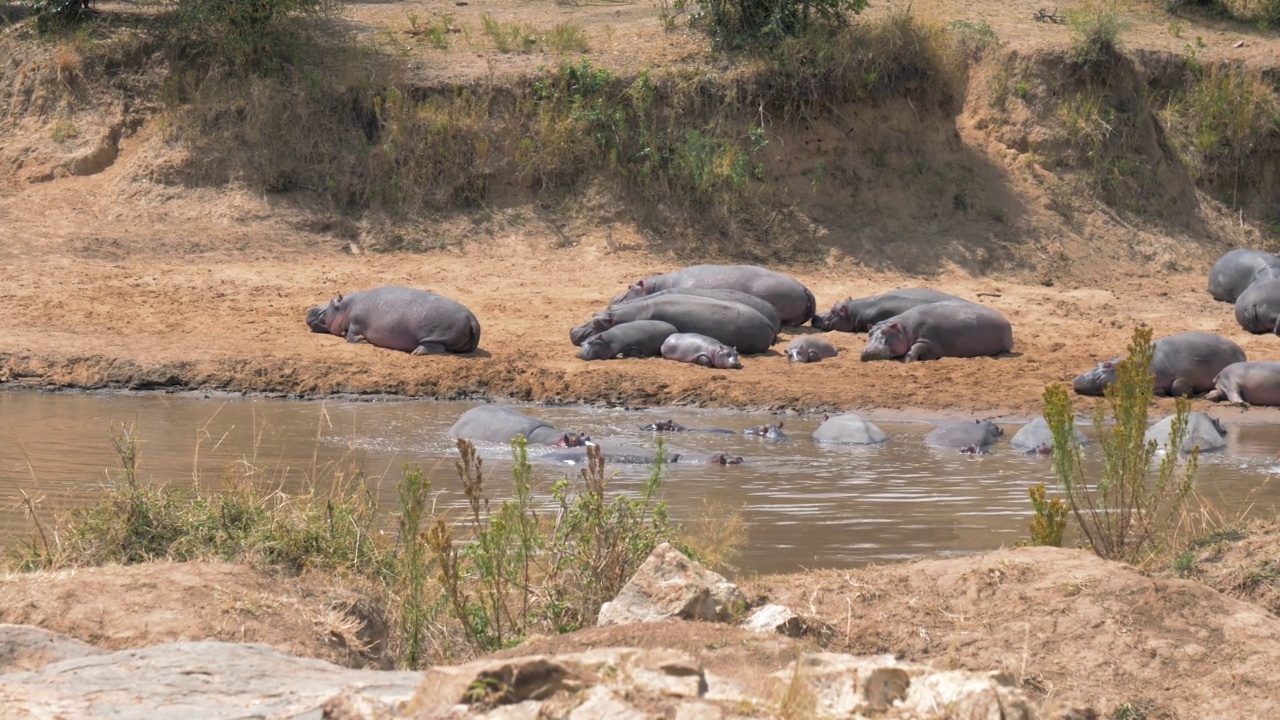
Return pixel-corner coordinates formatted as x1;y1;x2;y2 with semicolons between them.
539;444;744;466
306;286;480;355
570;294;776;355
639;419;734;434
1072;332;1245;397
743;422;787;441
813;289;965;333
811;413;889;445
1009;416;1089;455
448;406;589;447
612;264;816;327
1145;412;1227;454
1207;248;1280;303
925;419;1004;449
860;303;1013;362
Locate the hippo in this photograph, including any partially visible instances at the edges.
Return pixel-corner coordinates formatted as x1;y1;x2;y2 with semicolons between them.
811;413;889;445
640;419;734;434
1234;278;1280;334
539;445;745;465
660;333;743;369
1206;361;1280;406
1145;412;1227;454
612;288;782;334
612;264;817;327
448;406;588;447
1009;416;1089;455
860;303;1013;362
743;422;787;441
577;321;678;361
813;289;966;333
1207;248;1280;302
306;286;480;355
786;337;839;364
924;419;1004;449
1072;332;1246;397
570;294;776;354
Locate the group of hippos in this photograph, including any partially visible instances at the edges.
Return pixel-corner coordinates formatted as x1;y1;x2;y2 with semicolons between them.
304;250;1280;412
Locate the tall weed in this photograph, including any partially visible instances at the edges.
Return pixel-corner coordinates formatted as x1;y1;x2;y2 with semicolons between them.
1067;0;1127;67
1042;326;1198;563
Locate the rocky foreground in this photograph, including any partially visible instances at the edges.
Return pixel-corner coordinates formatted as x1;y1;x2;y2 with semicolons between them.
3;542;1280;718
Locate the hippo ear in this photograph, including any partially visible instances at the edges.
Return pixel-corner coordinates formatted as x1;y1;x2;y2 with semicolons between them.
1102;361;1114;369
838;305;850;319
888;322;903;333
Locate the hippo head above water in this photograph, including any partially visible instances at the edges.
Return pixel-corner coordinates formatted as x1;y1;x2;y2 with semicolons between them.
861;321;911;361
703;453;745;465
1072;360;1120;396
554;433;591;448
642;419;687;432
305;294;344;334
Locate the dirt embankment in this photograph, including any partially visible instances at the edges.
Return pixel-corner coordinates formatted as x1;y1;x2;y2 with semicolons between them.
0;1;1278;417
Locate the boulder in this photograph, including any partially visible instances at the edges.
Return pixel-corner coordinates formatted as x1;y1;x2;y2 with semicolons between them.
740;604;834;642
0;624;103;673
597;543;746;627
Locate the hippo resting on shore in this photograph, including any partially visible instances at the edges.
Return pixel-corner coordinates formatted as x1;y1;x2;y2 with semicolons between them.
1010;416;1089;455
661;333;742;369
577;321;678;361
539;445;744;465
1234;278;1280;334
612;264;816;327
449;406;589;447
813;289;965;333
860;303;1013;362
306;286;480;355
571;295;776;354
1072;332;1246;397
612;288;782;334
786;337;838;364
925;419;1003;449
1145;412;1227;454
811;413;889;445
1208;248;1280;303
640;420;734;434
1206;362;1280;406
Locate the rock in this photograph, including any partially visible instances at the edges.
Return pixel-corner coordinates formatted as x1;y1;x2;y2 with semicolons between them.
0;624;103;673
811;413;889;445
1145;412;1227;453
597;543;746;627
0;640;421;718
740;604;834;642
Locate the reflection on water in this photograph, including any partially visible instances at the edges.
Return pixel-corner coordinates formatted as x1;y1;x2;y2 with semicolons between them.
2;390;1278;574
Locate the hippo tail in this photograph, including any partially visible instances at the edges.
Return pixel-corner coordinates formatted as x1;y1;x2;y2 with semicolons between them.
462;314;482;353
804;287;818;325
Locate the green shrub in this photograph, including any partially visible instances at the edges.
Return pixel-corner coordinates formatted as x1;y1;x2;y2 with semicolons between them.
1067;0;1127;66
685;0;869;48
1027;483;1068;547
175;0;342;71
1043;326;1198;563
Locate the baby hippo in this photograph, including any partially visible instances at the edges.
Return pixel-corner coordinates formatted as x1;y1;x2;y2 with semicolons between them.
661;333;742;370
786;337;839;364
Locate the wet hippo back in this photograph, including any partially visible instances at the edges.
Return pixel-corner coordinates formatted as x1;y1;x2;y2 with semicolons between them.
1208;249;1280;302
925;420;1003;448
810;414;889;445
1234;278;1280;333
1145;412;1226;453
306;286;480;355
1009;417;1088;454
448;406;579;447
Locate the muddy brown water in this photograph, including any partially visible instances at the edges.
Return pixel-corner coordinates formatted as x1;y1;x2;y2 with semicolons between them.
2;390;1279;574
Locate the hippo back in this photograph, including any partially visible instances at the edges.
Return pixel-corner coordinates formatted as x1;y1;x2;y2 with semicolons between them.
342;286;480;354
811;413;889;445
608;294;777;354
1233;278;1280;333
1208;249;1280;302
628;265;815;327
1145;412;1226;453
816;289;965;333
1152;332;1246;393
448;406;560;446
924;419;1003;448
612;287;782;334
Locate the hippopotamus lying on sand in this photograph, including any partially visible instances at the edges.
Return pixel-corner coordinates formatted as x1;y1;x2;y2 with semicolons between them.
448;406;588;447
1207;248;1280;303
1234;278;1280;334
639;420;734;434
1145;412;1227;454
925;419;1003;449
1009;416;1089;455
813;289;965;333
570;294;776;355
539;445;744;465
786;337;838;364
612;288;782;334
306;286;480;355
661;333;742;369
860;303;1013;362
612;264;816;327
577;321;678;361
1206;361;1280;406
811;413;888;445
1072;332;1246;397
